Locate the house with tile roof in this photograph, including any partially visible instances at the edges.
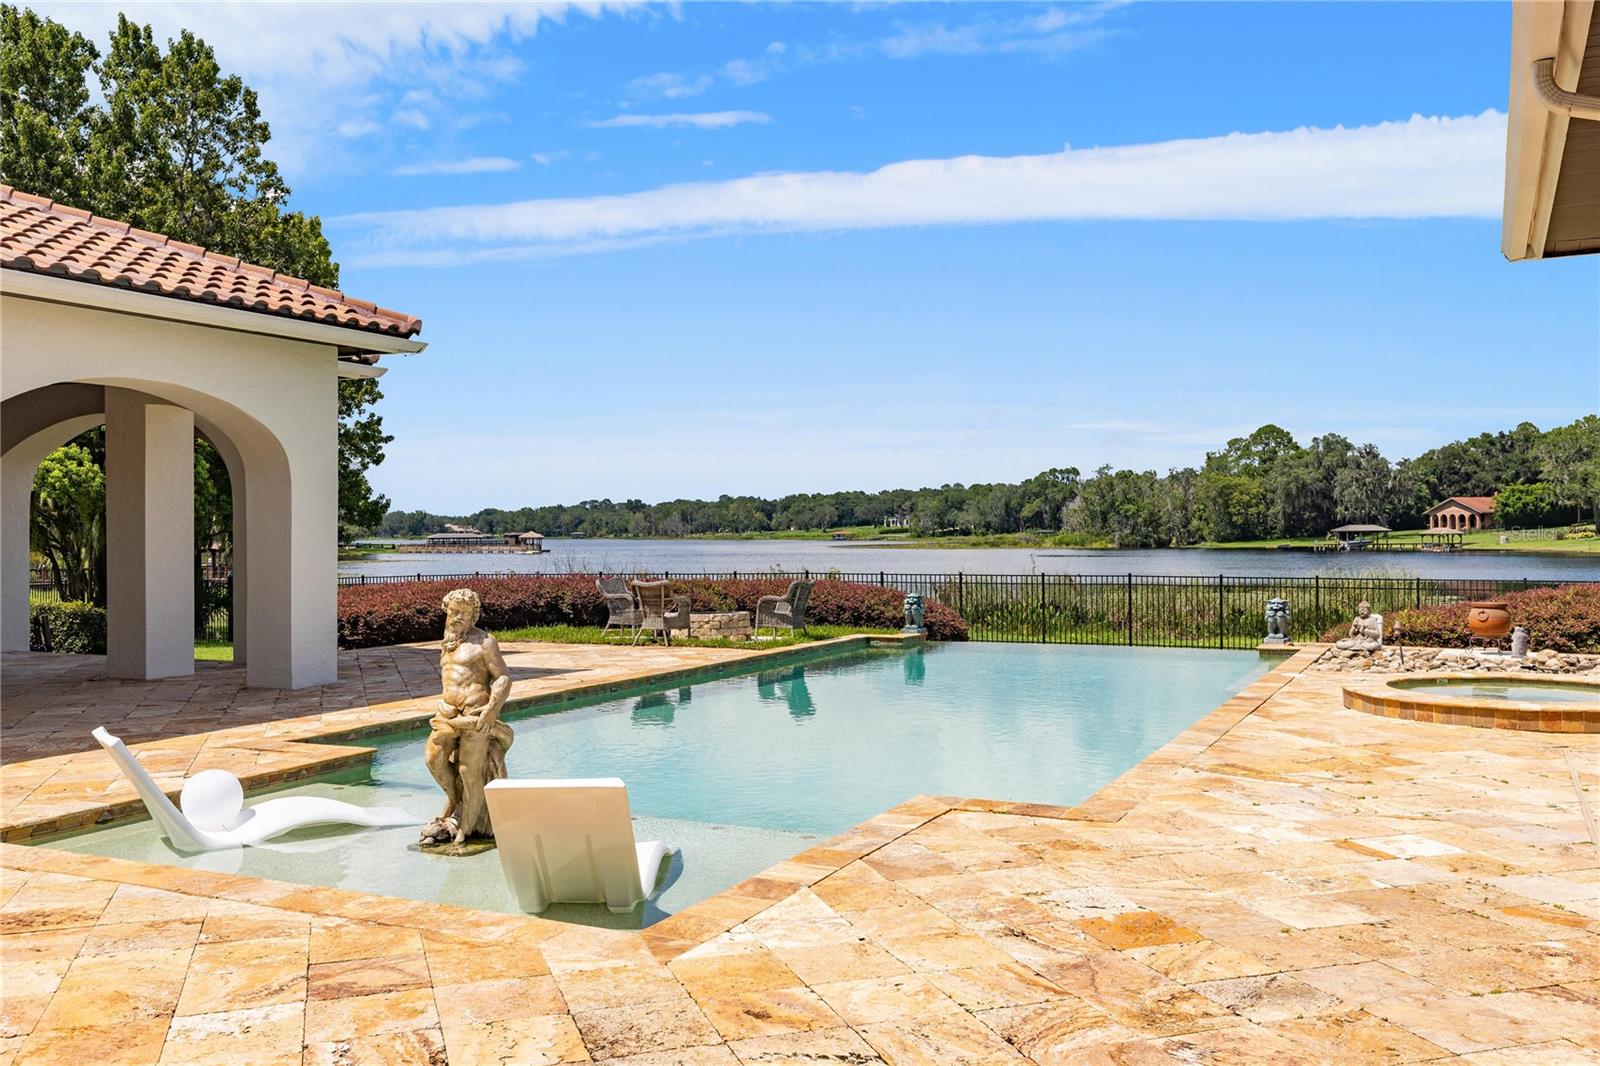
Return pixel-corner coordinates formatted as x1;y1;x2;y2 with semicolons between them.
1;187;425;688
1426;496;1498;531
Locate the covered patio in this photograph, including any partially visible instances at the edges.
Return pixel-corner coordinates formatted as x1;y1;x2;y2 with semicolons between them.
1;187;424;689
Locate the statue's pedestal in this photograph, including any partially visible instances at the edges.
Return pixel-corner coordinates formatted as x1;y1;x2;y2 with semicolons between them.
415;838;497;858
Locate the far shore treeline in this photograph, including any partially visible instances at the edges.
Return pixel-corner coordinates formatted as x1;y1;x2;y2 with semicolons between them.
383;418;1600;548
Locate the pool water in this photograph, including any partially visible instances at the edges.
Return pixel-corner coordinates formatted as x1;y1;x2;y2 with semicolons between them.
47;644;1265;927
1391;678;1599;704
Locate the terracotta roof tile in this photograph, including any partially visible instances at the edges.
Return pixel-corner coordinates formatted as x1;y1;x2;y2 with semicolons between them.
0;185;421;339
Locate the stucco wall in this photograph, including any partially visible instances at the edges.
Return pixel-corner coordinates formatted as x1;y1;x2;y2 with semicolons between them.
1;292;341;688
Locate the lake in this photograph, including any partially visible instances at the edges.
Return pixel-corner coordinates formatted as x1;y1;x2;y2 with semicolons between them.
345;538;1600;581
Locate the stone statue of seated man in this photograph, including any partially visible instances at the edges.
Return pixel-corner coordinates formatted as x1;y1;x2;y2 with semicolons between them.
1335;600;1384;652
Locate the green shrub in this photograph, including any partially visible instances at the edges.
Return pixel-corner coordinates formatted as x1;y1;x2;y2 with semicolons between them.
1317;583;1600;653
30;601;108;654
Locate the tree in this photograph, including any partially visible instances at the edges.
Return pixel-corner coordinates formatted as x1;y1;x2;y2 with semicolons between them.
1493;483;1562;529
337;378;394;535
0;6;96;204
1537;415;1600;532
30;442;105;603
0;7;394;542
1333;444;1400;525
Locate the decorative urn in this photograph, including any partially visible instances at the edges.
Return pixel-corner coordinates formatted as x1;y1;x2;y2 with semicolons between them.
1466;601;1512;640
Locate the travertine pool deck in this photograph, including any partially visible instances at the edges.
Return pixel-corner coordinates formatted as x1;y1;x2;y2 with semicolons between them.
2;644;1598;1065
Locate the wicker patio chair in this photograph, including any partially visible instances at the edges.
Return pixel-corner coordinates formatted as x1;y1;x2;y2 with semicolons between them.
755;580;812;639
597;576;643;636
632;580;691;645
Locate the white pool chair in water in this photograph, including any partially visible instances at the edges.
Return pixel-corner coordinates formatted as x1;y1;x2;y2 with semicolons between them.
92;727;420;853
485;778;673;914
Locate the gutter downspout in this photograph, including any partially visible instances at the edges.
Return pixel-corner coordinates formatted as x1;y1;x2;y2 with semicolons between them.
1532;58;1600;121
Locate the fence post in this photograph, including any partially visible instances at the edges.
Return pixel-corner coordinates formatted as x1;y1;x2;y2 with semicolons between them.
1126;573;1134;646
879;571;885;587
1040;573;1047;643
1314;574;1321;628
1218;574;1225;649
226;574;234;643
958;572;965;616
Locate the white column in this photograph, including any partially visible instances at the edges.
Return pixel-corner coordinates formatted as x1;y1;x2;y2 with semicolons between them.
240;408;336;689
0;448;37;652
105;389;195;679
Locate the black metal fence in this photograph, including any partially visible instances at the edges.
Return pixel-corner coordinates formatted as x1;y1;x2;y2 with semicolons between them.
335;569;1571;650
30;578;232;643
27;568;1573;650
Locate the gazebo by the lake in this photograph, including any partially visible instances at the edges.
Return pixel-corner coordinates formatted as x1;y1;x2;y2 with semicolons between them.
1327;523;1391;549
1;188;424;688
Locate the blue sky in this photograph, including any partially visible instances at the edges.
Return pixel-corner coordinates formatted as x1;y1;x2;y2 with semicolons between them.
44;2;1600;512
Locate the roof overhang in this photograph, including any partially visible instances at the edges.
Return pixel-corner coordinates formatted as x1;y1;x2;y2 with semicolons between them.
1;268;427;357
1502;1;1600;260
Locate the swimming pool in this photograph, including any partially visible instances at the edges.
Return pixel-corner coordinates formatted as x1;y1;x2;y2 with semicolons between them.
46;643;1265;927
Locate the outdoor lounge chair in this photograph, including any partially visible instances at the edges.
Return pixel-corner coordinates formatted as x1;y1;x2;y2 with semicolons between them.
92;727;419;853
755;580;813;638
484;778;673;913
598;575;644;634
632;580;691;645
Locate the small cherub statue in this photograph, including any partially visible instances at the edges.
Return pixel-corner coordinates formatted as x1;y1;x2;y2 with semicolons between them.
1335;600;1384;652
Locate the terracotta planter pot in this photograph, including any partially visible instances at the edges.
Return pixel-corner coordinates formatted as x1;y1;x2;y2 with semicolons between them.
1467;601;1512;640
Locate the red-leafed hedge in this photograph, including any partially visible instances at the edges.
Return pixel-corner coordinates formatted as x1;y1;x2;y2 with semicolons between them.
1317;583;1600;653
337;575;969;648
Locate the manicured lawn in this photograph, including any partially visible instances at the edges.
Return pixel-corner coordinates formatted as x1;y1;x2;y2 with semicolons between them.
1202;528;1600;554
492;623;897;650
192;624;893;664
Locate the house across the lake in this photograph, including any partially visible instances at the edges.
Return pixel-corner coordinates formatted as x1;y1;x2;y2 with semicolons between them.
1427;496;1497;531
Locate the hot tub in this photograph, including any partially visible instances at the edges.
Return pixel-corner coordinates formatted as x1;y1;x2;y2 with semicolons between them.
1342;673;1600;733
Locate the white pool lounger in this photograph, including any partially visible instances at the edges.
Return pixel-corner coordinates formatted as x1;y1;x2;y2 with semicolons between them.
485;778;673;914
92;727;420;853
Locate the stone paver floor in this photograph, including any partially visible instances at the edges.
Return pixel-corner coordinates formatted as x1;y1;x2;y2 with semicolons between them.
1;645;1598;1064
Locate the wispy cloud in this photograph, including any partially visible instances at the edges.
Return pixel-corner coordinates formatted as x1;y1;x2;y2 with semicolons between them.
626;71;713;99
530;150;572;166
880;5;1116;59
627;5;1121;102
589;111;771;130
337;111;1505;267
391;156;523;177
31;2;626;173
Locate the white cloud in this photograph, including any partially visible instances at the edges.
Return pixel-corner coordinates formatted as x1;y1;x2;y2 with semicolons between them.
636;4;1122;103
391;108;432;131
391;156;523;177
530;150;573;166
626;71;713;99
880;4;1117;59
28;2;627;173
588;111;771;130
336;118;382;139
335;111;1505;266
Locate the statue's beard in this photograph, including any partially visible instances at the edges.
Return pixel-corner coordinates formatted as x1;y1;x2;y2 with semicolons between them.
442;621;470;650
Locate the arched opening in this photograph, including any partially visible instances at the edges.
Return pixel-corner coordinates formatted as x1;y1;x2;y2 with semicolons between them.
2;379;301;687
